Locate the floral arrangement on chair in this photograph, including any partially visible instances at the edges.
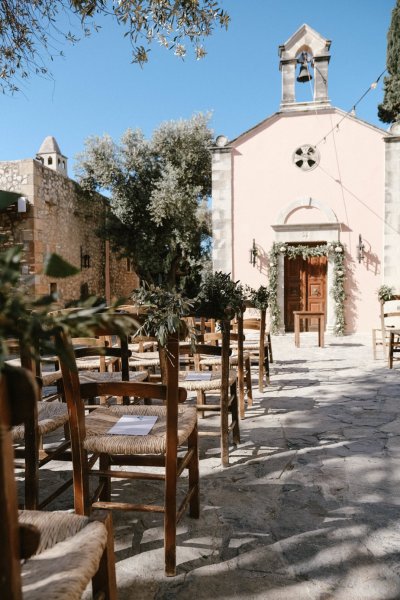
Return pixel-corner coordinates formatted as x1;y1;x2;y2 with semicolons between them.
244;285;269;310
193;271;245;321
377;284;395;303
131;283;193;345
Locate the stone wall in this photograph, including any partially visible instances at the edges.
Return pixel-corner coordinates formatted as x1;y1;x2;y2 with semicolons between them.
384;130;400;291
33;160;107;301
211;143;233;274
0;159;139;304
109;253;140;302
0;160;36;286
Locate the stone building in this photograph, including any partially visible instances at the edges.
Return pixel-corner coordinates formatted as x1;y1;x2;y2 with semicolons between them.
0;136;138;304
212;24;399;334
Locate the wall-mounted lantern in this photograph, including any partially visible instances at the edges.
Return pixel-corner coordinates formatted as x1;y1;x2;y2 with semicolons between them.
249;239;258;267
357;234;365;264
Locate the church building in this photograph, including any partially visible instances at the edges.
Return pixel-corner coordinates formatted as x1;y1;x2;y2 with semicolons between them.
211;24;400;334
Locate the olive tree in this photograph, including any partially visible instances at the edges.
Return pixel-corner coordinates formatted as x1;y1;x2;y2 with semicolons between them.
0;0;229;93
75;113;212;292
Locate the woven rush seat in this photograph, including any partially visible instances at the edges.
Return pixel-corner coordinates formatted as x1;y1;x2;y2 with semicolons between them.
12;401;68;442
129;350;160;368
19;510;109;600
78;370;148;384
83;404;197;454
179;370;236;392
198;351;250;367
75;356;118;370
41;369;63;386
6;358;62;386
128;341;155;352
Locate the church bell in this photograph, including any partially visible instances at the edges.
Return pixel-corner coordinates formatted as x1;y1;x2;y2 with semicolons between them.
297;63;312;83
296;52;312;83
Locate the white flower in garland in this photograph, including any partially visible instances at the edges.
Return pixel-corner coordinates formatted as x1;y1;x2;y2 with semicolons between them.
334;246;343;253
279;246;286;253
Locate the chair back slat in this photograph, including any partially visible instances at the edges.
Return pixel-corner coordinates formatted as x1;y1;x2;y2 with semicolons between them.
0;367;39;599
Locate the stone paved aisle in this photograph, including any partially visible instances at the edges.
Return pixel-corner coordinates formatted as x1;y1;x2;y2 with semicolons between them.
47;333;400;599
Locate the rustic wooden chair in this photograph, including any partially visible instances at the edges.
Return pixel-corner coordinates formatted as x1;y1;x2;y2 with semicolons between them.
58;329;199;577
72;336;120;373
0;365;117;600
199;319;253;419
242;306;274;364
372;296;400;360
239;309;271;392
6;342;71;510
178;319;240;467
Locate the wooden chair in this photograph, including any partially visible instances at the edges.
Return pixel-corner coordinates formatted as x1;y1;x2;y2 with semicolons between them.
6;342;71;510
372;296;400;360
199;321;253;419
58;329;199;577
117;306;161;373
0;365;117;600
72;336;120;373
178;319;240;467
241;309;271;392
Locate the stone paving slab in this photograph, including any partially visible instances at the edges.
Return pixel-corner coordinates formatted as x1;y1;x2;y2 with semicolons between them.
34;333;400;599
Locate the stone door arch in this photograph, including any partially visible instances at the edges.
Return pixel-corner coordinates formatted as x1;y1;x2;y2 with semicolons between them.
272;197;340;333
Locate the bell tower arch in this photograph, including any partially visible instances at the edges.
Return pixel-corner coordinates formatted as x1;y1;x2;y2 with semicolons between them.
279;24;331;111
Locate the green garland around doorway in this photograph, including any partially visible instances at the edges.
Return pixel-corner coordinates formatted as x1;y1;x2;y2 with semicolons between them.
268;241;346;336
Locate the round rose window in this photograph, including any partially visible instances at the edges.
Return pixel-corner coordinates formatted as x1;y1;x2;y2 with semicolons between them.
292;144;320;171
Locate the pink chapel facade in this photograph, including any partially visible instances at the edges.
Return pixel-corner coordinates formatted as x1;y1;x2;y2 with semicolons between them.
211;24;400;334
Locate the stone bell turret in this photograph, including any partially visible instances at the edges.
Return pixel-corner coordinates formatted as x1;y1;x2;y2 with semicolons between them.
36;136;68;176
279;24;331;112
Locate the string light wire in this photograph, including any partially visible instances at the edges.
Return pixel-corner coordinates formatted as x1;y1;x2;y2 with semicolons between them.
314;68;387;148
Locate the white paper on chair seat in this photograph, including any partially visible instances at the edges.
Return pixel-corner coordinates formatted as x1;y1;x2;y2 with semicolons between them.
185;372;212;381
108;415;158;435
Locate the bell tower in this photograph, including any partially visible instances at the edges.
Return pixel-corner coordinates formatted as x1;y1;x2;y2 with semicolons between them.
279;24;331;112
36;136;68;176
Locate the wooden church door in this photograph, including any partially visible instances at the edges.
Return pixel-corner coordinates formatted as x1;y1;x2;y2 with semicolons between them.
284;251;327;332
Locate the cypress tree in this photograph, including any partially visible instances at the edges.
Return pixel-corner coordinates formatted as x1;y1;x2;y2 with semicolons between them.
378;0;400;123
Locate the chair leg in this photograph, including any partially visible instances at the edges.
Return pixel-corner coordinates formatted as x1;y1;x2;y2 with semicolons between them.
230;382;240;447
238;362;245;420
245;356;253;408
188;425;200;519
164;475;177;576
258;360;264;393
197;390;206;418
372;329;377;360
264;346;270;384
24;413;39;510
267;333;273;363
99;454;111;502
220;383;230;468
91;511;117;600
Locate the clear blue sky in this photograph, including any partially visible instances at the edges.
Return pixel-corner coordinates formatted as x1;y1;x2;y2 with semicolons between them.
0;0;394;176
